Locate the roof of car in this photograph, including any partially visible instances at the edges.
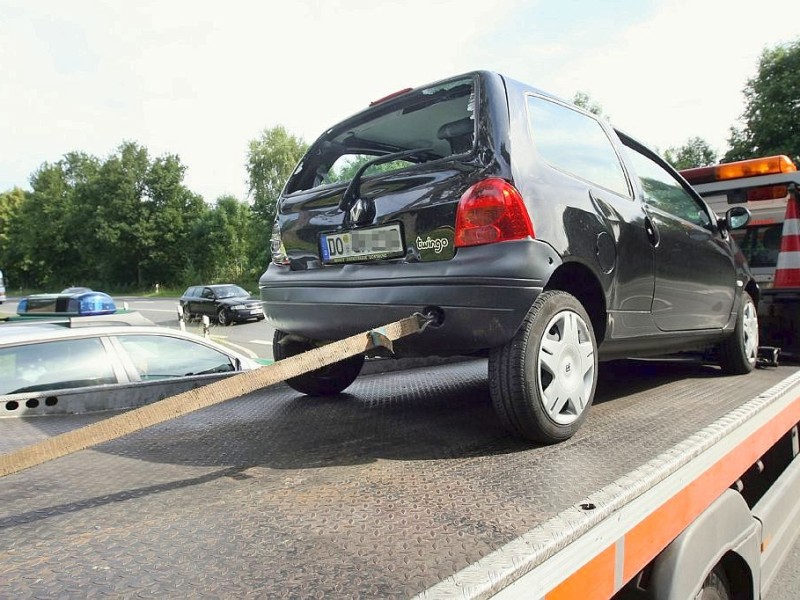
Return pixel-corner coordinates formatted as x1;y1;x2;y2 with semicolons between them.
0;322;242;352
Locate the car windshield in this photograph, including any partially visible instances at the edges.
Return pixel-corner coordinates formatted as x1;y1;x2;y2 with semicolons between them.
216;285;248;299
286;76;477;193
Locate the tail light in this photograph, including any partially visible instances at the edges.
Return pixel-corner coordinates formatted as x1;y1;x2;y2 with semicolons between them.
455;178;534;247
271;231;289;266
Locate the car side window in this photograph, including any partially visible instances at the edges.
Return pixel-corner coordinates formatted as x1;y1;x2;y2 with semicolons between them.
526;95;630;198
623;144;712;228
201;288;214;299
0;338;117;395
116;335;235;380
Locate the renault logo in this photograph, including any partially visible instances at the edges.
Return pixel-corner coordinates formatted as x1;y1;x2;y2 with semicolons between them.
348;198;374;225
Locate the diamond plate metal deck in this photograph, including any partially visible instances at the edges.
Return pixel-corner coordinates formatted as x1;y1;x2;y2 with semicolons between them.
1;359;797;598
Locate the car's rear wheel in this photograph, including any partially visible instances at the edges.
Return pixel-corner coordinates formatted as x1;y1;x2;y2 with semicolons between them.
489;290;597;444
181;306;192;323
718;291;758;374
273;330;364;395
217;307;231;326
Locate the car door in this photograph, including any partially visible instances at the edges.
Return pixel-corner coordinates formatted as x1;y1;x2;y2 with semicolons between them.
524;95;656;317
622;140;736;331
198;287;216;318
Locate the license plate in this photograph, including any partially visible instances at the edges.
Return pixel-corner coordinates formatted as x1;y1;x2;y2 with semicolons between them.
320;223;404;264
250;309;262;315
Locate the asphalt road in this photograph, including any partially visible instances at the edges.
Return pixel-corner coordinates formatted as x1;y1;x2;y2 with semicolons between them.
121;297;276;362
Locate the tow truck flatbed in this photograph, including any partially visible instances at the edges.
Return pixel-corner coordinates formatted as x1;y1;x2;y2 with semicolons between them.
1;358;799;598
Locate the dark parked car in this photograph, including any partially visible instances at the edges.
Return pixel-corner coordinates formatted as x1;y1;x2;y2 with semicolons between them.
180;284;264;326
259;71;758;443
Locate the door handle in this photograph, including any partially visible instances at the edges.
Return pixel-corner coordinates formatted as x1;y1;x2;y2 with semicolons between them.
645;216;659;246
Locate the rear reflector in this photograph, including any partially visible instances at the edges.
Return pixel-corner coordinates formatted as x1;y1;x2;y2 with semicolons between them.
746;185;790;202
455;178;534;247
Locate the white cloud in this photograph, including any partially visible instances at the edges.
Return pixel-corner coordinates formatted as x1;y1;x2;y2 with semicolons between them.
543;0;800;156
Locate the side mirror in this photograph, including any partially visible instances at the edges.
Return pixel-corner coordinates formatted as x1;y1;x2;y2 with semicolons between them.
722;206;751;231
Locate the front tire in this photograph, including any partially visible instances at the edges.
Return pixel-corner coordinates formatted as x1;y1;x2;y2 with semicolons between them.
273;330;364;395
217;307;231;326
489;290;598;444
718;291;758;374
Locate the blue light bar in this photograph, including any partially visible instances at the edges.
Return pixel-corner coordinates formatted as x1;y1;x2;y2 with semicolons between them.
17;292;117;316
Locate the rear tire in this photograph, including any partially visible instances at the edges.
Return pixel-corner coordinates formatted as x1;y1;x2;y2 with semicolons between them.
718;292;758;374
489;290;597;444
273;330;364;395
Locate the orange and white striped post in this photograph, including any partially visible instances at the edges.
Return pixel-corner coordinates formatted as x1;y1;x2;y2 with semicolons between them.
773;189;800;288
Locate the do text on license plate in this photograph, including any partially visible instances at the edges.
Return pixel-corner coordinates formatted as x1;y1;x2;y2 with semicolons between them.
320;223;404;264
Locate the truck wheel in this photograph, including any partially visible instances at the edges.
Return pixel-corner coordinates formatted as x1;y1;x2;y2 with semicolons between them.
699;566;731;600
489;290;597;444
273;330;364;396
718;292;758;375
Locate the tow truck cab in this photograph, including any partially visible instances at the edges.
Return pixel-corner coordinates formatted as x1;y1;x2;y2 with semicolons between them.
681;155;800;358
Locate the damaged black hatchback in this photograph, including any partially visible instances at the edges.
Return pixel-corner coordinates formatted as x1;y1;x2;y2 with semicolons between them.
259;71;759;444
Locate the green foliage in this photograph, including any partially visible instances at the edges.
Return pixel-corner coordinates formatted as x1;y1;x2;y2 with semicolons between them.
327;156;413;184
572;91;605;116
0;188;26;287
2;123;311;292
246;126;308;269
725;38;800;165
664;137;717;170
188;195;251;283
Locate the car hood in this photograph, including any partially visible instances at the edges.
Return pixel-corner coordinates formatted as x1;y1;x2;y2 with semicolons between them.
219;296;259;306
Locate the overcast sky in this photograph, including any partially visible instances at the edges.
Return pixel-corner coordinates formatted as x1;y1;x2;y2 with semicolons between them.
2;0;799;203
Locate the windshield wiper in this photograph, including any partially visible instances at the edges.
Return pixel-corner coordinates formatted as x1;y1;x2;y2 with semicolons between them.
338;147;433;212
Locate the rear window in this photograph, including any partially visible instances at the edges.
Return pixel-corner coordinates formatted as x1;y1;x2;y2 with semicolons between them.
0;338;117;395
286;76;477;193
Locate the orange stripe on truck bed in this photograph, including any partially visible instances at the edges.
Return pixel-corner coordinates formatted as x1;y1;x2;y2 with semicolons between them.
544;393;800;598
547;545;616;600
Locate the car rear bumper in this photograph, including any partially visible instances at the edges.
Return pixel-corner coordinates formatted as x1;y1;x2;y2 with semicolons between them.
259;240;559;356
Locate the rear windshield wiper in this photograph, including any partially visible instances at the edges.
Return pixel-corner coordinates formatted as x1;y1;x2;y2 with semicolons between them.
338;147;433;212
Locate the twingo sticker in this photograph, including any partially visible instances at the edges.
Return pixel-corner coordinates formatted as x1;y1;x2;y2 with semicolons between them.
415;227;455;261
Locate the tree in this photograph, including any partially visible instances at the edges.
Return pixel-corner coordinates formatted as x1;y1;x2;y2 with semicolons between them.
664;137;718;170
18;152;99;288
572;91;605;116
6;142;209;291
0;188;27;287
725;38;800;164
246;126;307;270
188;195;251;283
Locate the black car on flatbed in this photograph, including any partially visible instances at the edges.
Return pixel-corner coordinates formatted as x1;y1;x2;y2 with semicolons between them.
259;70;759;444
